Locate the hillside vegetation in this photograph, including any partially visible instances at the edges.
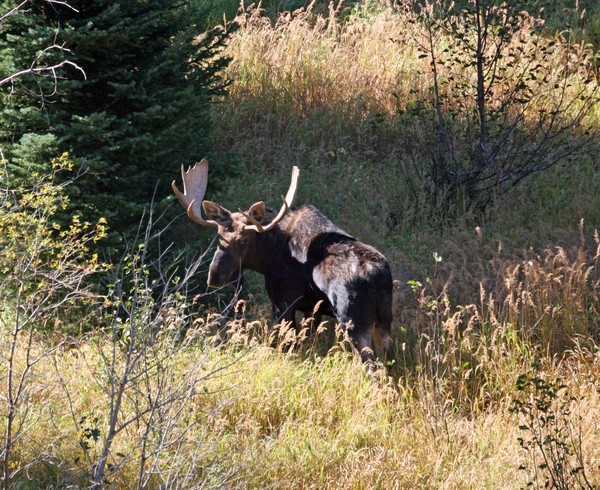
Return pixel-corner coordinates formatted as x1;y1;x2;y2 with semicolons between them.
1;1;600;488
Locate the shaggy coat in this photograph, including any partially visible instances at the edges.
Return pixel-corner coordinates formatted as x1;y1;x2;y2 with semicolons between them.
206;204;393;364
172;161;393;364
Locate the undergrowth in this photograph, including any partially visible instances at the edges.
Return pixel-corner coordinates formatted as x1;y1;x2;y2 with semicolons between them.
1;162;598;486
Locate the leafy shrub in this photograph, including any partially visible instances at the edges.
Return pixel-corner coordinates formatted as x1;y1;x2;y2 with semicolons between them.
510;368;595;489
0;154;108;487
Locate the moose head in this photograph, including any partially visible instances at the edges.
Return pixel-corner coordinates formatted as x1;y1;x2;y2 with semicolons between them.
172;159;300;288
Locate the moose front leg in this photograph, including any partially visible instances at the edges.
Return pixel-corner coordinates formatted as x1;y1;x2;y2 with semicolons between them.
271;302;298;329
266;275;301;329
345;325;376;367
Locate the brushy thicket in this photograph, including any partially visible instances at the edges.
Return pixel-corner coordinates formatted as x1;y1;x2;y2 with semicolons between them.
1;1;600;488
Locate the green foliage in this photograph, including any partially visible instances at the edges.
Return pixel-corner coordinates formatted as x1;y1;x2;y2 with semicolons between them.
535;0;600;48
203;0;328;23
1;1;235;255
0;1;65;179
510;367;595;489
46;0;233;249
0;153;108;321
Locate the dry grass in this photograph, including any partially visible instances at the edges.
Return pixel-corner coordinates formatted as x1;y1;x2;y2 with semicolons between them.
1;285;599;488
215;1;598;168
2;229;600;487
214;2;423;165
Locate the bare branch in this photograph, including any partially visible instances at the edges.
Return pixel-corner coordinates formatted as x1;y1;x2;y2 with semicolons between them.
0;1;29;26
0;46;85;88
0;1;85;98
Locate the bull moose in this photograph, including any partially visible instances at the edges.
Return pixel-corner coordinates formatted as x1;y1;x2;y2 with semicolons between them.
172;159;393;365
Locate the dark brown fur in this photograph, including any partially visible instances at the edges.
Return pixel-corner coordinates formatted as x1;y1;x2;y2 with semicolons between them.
205;203;393;364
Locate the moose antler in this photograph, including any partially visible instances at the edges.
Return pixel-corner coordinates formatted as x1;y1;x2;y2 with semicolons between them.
243;166;300;233
171;158;219;228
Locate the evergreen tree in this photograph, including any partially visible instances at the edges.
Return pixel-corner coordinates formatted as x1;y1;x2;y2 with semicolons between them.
51;1;232;247
1;1;232;250
0;1;69;183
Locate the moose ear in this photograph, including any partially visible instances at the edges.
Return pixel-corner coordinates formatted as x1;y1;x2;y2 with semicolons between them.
247;201;267;223
202;201;231;225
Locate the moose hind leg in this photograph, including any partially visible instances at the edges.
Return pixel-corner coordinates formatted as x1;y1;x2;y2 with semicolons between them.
375;293;394;364
272;303;297;329
334;300;375;367
351;328;376;366
373;323;393;364
339;314;376;368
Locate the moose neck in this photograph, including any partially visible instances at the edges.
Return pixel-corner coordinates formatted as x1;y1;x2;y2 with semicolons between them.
242;226;288;276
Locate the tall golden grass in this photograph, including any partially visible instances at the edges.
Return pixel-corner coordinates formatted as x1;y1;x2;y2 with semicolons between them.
2;212;599;486
215;1;598;168
2;253;599;487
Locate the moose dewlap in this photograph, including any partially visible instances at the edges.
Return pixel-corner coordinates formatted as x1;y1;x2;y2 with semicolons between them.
173;159;393;365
